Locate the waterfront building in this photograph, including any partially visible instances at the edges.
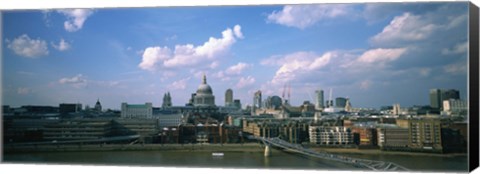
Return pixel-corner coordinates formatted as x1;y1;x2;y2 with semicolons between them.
121;102;153;119
3;118;59;143
225;89;233;107
94;99;102;112
112;119;159;142
162;92;172;108
376;125;409;150
408;118;443;152
43;119;112;141
309;126;353;145
154;113;183;129
315;89;324;110
18;105;59;114
242;118;309;143
194;74;216;107
351;127;377;146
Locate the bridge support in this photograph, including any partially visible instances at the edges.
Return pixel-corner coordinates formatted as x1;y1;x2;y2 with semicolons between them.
264;145;271;157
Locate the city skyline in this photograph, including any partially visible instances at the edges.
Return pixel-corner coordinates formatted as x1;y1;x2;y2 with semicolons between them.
2;2;469;109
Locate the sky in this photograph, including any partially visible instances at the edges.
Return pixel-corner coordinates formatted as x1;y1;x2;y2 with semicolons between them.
1;2;470;110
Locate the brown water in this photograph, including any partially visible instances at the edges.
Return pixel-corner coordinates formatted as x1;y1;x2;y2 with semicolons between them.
3;150;468;172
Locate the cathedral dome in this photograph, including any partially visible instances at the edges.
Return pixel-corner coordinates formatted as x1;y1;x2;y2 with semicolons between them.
197;84;213;95
194;74;215;107
196;75;213;95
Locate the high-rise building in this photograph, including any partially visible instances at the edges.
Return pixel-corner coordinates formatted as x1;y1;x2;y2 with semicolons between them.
442;89;460;101
254;90;262;108
225;89;233;107
430;89;460;109
252;90;262;115
345;98;352;112
194;74;215;107
393;103;401;115
335;97;347;108
315;90;324;110
233;99;242;110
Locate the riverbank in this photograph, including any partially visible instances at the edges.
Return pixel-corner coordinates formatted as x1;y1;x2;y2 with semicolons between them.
5;143;467;158
4;143;267;153
309;147;467;157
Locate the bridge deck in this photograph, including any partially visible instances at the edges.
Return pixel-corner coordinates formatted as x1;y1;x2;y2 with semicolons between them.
249;136;409;171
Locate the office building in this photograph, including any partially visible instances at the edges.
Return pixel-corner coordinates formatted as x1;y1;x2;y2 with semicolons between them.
121;102;153;119
335;97;347;108
233;99;242;110
309;126;353;145
315;90;324;110
59;103;82;115
225;89;233;107
443;99;467;116
430;89;460;109
377;126;409;150
252;90;262;115
408;119;443;152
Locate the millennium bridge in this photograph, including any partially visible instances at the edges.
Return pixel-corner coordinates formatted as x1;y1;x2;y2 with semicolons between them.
248;135;409;171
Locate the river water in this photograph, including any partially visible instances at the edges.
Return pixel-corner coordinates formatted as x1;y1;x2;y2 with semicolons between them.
3;150;468;172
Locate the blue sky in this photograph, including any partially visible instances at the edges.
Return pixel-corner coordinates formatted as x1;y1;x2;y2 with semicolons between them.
2;2;469;110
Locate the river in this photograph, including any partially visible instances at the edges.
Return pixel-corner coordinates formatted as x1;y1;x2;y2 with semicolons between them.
3;149;468;172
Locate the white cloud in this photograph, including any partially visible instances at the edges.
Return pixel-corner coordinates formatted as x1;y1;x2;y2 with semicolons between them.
51;39;71;51
356;48;407;63
6;34;49;58
165;34;178;41
225;62;251;75
371;13;439;45
419;68;431;77
267;4;352;29
139;46;172;71
168;77;190;90
95;81;120;88
359;80;371;90
233;25;244;39
266;51;335;84
442;41;468;55
236;76;255;89
17;87;30;95
59;74;88;88
58;9;94;32
444;61;467;75
209;61;220;69
139;25;243;71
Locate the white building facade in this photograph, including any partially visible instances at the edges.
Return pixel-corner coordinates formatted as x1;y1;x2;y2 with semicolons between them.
309;126;353;145
121;102;153;119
